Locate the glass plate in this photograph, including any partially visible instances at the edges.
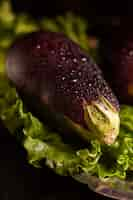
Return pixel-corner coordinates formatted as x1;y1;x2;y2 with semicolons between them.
74;174;133;200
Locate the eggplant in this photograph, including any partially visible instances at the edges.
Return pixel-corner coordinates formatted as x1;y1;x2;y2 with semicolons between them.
6;31;120;145
99;27;133;104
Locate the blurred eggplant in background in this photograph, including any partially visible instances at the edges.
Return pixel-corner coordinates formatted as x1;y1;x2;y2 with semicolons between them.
99;24;133;105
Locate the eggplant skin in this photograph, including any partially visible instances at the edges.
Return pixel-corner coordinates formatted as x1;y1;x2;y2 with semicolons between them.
6;31;119;136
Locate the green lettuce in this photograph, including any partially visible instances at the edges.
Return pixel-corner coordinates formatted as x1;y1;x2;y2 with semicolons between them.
0;76;101;176
0;74;133;180
0;0;133;181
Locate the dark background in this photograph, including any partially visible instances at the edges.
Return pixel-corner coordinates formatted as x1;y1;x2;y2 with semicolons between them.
11;0;133;34
11;0;133;17
0;0;129;199
10;0;133;40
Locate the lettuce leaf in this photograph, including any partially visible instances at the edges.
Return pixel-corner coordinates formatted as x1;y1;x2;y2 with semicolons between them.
0;76;101;176
0;0;133;181
1;75;133;180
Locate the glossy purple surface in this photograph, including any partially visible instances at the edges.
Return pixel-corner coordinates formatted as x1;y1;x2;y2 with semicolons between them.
6;31;119;127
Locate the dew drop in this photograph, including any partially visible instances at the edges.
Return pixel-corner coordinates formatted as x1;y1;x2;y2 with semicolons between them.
73;58;77;63
97;75;101;79
81;57;87;62
70;72;73;76
72;79;78;83
51;50;55;54
57;64;62;68
129;50;133;56
66;59;69;64
60;51;64;56
78;71;82;76
62;57;66;61
67;51;71;56
70;69;75;75
62;77;66;80
89;83;92;87
60;47;63;50
75;90;78;94
36;45;41;49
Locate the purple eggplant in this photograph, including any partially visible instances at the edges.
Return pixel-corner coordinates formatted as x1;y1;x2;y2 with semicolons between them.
100;27;133;104
6;31;120;145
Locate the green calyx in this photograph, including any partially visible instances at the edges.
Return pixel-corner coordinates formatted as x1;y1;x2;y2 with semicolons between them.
84;96;120;145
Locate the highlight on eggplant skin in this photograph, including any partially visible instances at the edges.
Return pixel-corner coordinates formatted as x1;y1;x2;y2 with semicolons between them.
6;31;120;145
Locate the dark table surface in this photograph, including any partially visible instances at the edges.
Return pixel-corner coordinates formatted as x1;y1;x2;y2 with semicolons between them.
0;122;112;200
